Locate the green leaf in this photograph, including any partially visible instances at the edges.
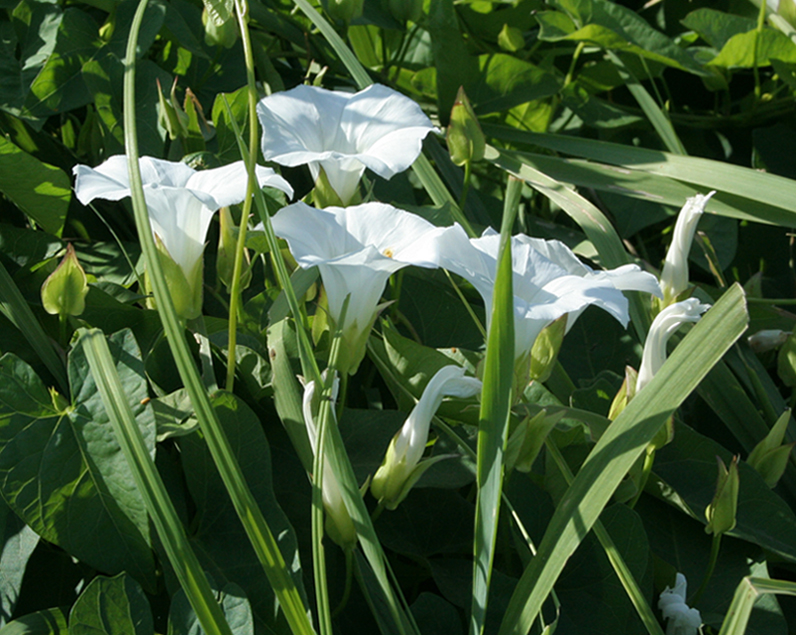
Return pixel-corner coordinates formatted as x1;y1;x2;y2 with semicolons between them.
0;136;70;236
709;29;796;67
69;573;153;635
0;608;68;635
0;499;39;627
0;332;157;591
168;582;253;635
428;0;480;124
470;54;560;116
681;9;756;50
498;284;748;635
655;423;796;562
178;392;309;631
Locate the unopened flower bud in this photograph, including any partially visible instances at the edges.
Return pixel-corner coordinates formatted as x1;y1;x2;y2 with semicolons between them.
748;409;794;488
327;0;363;23
748;329;790;354
216;207;251;292
529;315;567;383
41;244;88;317
202;6;239;48
498;24;524;52
447;87;485;167
705;455;739;535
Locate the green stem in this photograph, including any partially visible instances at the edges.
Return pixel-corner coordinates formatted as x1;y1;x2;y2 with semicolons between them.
443;269;486;339
226;0;261;393
753;0;767;103
459;160;472;211
123;3;315;632
692;533;722;605
332;548;355;618
628;448;656;510
562;42;585;88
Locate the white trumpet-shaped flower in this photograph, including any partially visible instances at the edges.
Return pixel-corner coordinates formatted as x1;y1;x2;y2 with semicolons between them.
371;365;482;509
257;83;437;205
658;573;702;635
432;225;662;362
73;156;293;319
301;373;356;548
271;201;443;374
636;298;710;393
660;191;715;306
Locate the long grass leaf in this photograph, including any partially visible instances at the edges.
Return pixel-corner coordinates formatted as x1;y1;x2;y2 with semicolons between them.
483;124;796;226
470;177;521;635
718;577;796;635
498;284;748;635
78;328;233;635
122;3;314;632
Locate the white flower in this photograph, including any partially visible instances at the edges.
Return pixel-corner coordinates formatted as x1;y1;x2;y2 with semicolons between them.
301;373;356;548
271;201;443;374
257;84;437;205
371;365;482;509
73;156;293;319
432;225;662;362
636;298;710;393
660;192;715;306
658;573;702;635
747;329;790;354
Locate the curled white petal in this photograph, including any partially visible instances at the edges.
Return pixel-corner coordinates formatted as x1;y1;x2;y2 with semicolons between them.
660;192;715;304
658;573;702;635
637;299;710;392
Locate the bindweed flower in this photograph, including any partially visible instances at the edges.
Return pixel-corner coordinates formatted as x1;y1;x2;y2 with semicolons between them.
433;225;661;366
301;373;356;549
271;201;444;374
660;192;715;307
257;84;437;205
73;156;292;319
636;298;710;393
658;573;702;635
748;329;790;354
371;365;482;509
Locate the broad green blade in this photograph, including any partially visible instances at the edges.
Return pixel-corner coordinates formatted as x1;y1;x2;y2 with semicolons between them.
498;284;748;635
78;328;233;635
718;577;796;635
122;3;314;632
484;124;796;226
0;259;68;394
470;177;520;635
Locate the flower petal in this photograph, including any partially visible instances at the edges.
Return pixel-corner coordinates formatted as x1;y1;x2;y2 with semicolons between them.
186;161;294;206
73;156;133;204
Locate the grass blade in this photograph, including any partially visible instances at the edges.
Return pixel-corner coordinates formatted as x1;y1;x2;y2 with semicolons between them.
78;328;233;635
470;176;520;635
0;259;68;394
498;283;748;635
122;3;314;632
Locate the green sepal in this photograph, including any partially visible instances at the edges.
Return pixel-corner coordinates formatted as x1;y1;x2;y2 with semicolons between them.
529;315;567;383
505;409;563;473
41;243;88;317
748;409;795;488
446;86;485;167
705;455;740;536
145;236;204;321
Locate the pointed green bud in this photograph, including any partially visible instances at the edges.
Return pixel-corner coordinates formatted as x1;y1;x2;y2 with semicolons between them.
41;244;88;317
446;87;485;167
608;366;638;421
498;24;524;52
202;5;239;48
529;315;567;383
777;331;796;387
748;409;794;488
216;207;252;293
387;0;422;24
505;409;563;473
156;78;188;141
705;455;739;536
326;0;363;23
